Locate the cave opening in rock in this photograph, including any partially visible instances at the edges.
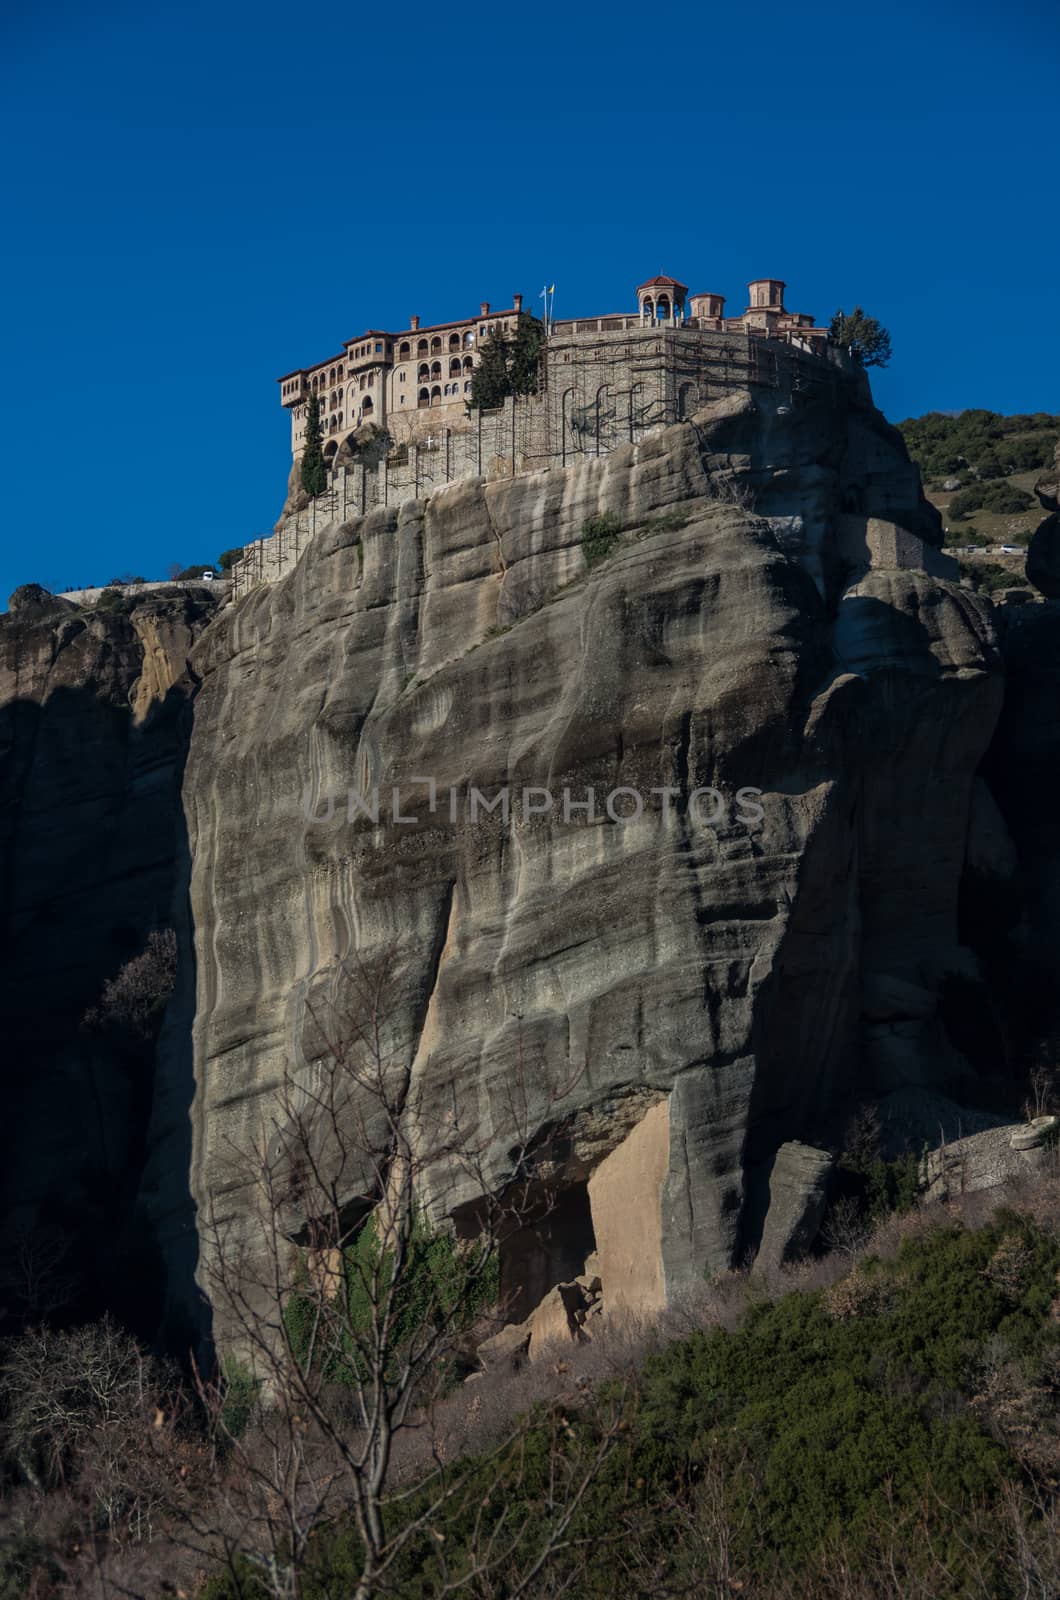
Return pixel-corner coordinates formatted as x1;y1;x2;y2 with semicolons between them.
496;1181;596;1326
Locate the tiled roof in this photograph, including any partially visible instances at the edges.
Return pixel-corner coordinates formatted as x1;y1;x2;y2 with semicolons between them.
636;274;689;292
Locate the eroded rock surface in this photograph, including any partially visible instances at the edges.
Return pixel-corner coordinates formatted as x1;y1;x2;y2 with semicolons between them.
0;586;218;1325
154;377;1004;1334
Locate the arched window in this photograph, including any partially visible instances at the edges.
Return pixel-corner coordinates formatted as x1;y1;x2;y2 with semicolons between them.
418;388;430;408
430;386;441;406
418;363;429;380
449;357;461;376
448;332;461;350
657;296;670;321
359;374;367;391
464;330;474;346
361;396;373;414
417;339;428;356
642;297;653;322
462;355;474;373
430;336;441;354
430;361;441;379
464;380;472;393
399;341;411;358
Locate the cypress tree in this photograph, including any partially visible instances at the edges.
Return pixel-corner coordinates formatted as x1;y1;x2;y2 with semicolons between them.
301;390;327;497
508;313;545;396
469;327;511;410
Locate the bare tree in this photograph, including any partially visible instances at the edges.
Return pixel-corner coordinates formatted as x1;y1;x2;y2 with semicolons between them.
188;953;628;1599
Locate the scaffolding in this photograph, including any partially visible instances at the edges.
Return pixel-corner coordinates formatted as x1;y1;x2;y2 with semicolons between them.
231;329;846;599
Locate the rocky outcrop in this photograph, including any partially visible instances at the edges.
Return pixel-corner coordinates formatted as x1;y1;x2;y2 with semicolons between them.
150;376;1004;1341
0;585;218;1327
756;1142;835;1270
1026;440;1060;597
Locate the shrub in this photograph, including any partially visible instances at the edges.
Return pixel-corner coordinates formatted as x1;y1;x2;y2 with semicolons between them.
82;927;177;1042
949;484;987;521
283;1212;499;1388
218;1356;260;1439
580;511;622;569
0;1317;164;1490
982;482;1034;514
218;547;244;572
94;587;132;613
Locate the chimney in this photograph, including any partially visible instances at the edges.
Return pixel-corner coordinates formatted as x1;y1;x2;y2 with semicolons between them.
410;314;420;330
513;293;523;313
480;301;490;317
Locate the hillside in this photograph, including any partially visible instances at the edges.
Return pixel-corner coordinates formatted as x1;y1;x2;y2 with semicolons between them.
898;408;1059;553
7;378;1060;1596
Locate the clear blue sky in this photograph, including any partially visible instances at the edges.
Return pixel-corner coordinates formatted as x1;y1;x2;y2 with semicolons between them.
1;0;1057;603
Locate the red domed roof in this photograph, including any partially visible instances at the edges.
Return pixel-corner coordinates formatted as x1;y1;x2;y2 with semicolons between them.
636;274;688;292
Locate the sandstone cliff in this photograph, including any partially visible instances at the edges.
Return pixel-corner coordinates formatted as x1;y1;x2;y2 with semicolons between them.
146;378;1004;1337
0;584;218;1328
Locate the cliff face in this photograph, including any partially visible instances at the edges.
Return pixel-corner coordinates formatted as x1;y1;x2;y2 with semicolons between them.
0;584;217;1327
155;379;1002;1329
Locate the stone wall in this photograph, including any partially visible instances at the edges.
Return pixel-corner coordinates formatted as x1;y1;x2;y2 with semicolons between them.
233;331;855;601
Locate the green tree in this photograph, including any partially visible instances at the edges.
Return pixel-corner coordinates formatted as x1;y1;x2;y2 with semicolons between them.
300;390;327;498
218;546;244;572
469;325;511;410
508;312;545;397
829;306;893;368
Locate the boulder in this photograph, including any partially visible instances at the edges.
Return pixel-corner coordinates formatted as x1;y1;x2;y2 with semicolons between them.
1026;515;1060;599
756;1142;835;1268
478;1320;531;1365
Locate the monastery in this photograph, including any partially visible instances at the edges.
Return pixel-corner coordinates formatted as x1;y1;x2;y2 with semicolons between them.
277;274;828;465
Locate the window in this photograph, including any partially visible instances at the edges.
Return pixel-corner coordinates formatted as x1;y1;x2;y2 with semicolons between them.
399;341;411;358
418;388;430;408
375;342;382;353
399;371;406;382
449;333;461;350
430;336;441;353
417;339;428;356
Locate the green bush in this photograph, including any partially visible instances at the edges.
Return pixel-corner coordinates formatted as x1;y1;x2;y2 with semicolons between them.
580;511;622;569
94;587;133;613
219;1356;260;1439
283;1213;498;1388
206;1215;1060;1598
982;482;1034;514
899;409;1059;482
949;485;986;521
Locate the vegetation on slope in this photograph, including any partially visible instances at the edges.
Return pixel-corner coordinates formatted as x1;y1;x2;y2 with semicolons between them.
10;1181;1060;1597
899;410;1058;551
